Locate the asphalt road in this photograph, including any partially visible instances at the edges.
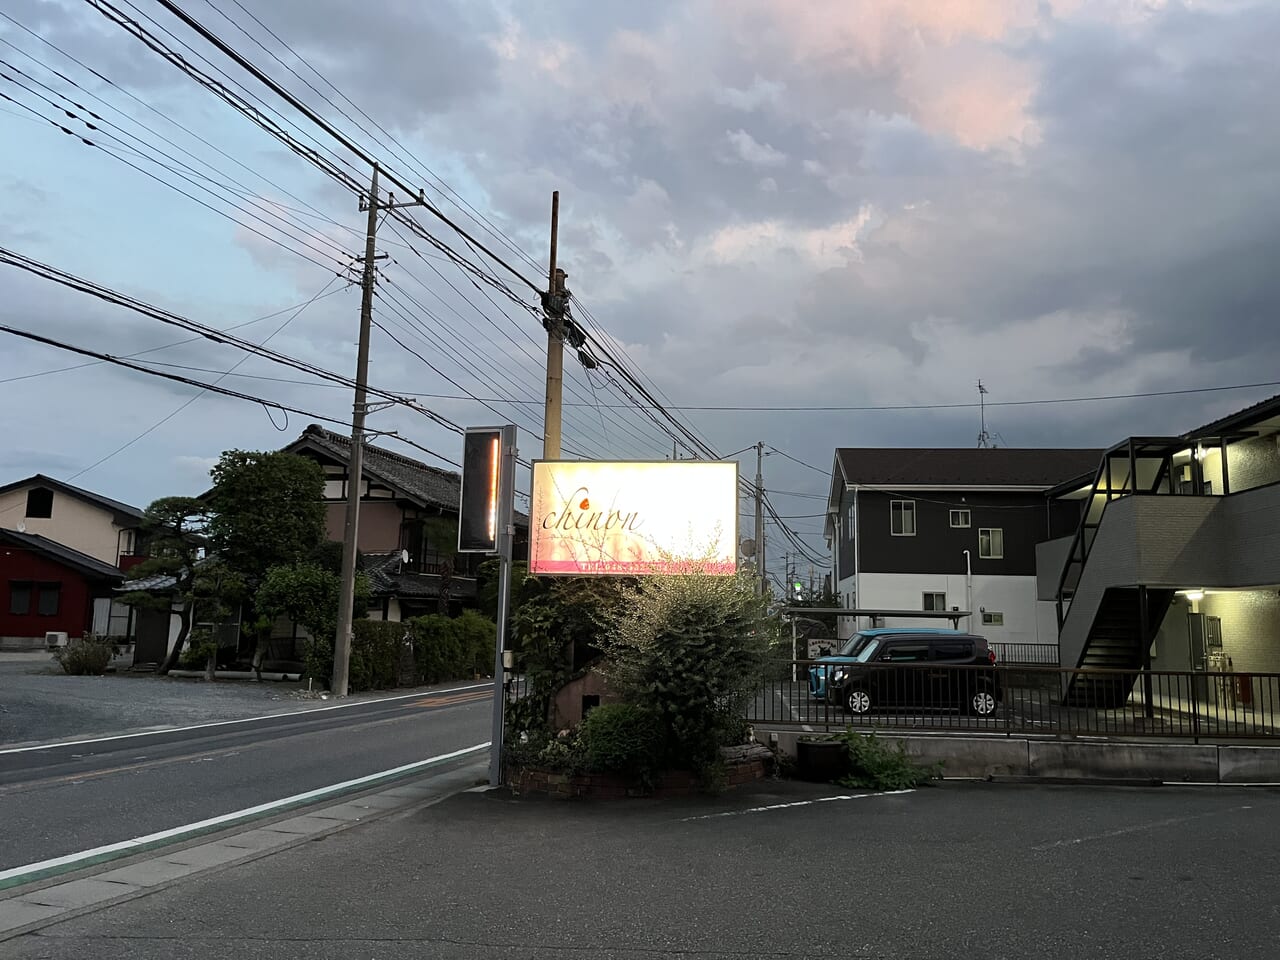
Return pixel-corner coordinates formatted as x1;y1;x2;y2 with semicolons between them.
0;657;315;746
0;681;493;871
7;779;1279;958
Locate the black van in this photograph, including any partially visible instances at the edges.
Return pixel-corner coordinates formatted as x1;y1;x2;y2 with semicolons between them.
825;631;1001;717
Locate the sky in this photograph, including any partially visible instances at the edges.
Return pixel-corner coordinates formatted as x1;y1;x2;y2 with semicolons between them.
2;0;1279;568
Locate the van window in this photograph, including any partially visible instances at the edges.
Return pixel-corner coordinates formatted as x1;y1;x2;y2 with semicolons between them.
882;643;929;662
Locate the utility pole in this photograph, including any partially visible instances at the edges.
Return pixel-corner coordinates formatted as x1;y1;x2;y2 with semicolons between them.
542;191;567;460
333;164;427;697
754;441;766;597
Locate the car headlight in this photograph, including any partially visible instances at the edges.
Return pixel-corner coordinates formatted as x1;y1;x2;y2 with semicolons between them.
831;669;846;684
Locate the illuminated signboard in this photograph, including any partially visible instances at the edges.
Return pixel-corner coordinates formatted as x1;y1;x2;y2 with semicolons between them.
458;428;503;553
530;460;738;576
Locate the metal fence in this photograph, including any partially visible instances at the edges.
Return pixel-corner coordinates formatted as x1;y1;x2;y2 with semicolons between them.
747;661;1280;742
990;642;1059;665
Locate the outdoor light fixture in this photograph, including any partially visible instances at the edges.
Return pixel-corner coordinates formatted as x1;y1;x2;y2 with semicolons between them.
1183;590;1205;602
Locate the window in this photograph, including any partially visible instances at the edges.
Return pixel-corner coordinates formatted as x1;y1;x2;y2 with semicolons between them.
979;527;1004;559
37;582;61;616
25;487;53;519
9;581;32;615
890;500;916;536
949;509;971;528
922;592;946;612
933;641;974;660
982;611;1004;626
882;643;929;662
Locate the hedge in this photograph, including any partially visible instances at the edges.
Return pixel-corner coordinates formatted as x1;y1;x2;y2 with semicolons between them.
306;611;496;692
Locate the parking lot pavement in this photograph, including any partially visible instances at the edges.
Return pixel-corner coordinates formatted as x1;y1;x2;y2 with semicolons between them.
0;657;308;746
7;779;1280;958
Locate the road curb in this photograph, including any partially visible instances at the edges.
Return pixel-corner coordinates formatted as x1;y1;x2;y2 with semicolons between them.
0;757;486;943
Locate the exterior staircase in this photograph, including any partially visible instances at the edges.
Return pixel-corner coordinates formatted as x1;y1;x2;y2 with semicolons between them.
1063;587;1174;708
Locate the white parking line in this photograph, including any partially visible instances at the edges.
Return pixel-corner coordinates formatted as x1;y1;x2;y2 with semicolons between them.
679;790;914;821
0;742;489;885
0;682;493;756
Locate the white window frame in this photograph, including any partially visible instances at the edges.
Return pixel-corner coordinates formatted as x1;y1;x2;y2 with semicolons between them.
949;509;971;528
982;611;1005;626
922;591;946;612
979;527;1004;559
890;500;916;537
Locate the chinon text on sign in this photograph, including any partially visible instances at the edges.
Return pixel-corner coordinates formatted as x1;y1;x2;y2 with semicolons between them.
529;460;738;576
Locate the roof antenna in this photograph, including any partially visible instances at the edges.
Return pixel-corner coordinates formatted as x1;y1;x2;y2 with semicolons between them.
976;379;993;448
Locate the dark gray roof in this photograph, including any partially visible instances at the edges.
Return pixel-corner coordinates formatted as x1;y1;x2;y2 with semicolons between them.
287;424;527;526
0;529;124;581
1185;393;1280;439
0;475;143;525
362;551;476;600
835;448;1105;489
289;425;463;511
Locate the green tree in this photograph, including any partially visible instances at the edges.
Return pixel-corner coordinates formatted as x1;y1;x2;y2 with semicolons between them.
255;563;368;685
118;496;207;676
205;451;326;586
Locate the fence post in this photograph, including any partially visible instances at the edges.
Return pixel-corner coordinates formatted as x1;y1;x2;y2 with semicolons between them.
1189;667;1200;745
1003;664;1011;738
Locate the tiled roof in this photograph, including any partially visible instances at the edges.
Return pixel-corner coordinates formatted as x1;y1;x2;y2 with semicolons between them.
0;529;124;581
290;425;464;511
0;475;144;525
362;551;477;600
286;425;527;526
834;448;1105;489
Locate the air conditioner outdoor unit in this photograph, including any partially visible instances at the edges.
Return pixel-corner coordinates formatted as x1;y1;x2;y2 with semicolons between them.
45;631;69;649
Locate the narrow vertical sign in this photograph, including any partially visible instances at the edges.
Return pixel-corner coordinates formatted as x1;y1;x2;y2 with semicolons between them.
459;428;503;554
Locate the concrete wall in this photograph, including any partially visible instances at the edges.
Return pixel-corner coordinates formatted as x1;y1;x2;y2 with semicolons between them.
1036;535;1072;601
1199;589;1280;674
856;572;1042;643
0;485;130;565
1227;436;1280;493
321;500;405;553
759;728;1280;783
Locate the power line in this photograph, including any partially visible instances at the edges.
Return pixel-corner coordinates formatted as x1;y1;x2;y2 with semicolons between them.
135;0;543;293
767;446;829;476
66;275;345;481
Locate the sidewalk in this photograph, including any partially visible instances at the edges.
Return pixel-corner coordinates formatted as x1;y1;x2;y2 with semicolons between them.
3;776;1279;958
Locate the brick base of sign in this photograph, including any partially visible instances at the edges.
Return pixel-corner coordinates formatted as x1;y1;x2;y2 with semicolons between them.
509;746;774;800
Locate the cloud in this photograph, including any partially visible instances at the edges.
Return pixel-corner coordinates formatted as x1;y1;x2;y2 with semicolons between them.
4;0;1280;530
722;129;787;168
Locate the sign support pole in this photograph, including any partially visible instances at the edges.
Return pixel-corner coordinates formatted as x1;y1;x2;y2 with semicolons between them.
489;425;517;787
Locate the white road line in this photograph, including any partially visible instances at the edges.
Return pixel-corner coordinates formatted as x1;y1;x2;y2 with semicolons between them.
0;682;493;756
1032;804;1253;851
0;742;489;884
679;790;914;821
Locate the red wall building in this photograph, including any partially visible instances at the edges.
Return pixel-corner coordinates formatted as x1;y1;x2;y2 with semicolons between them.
0;531;122;647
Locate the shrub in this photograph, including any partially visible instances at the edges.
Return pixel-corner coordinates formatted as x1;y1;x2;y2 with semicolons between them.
835;729;942;791
603;571;775;774
409;612;496;685
178;628;218;671
579;703;664;784
52;637;116;676
349;620;404;692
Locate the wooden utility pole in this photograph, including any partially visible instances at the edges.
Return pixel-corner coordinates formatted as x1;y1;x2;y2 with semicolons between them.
754;441;766;597
542;192;566;460
332;164;427;697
